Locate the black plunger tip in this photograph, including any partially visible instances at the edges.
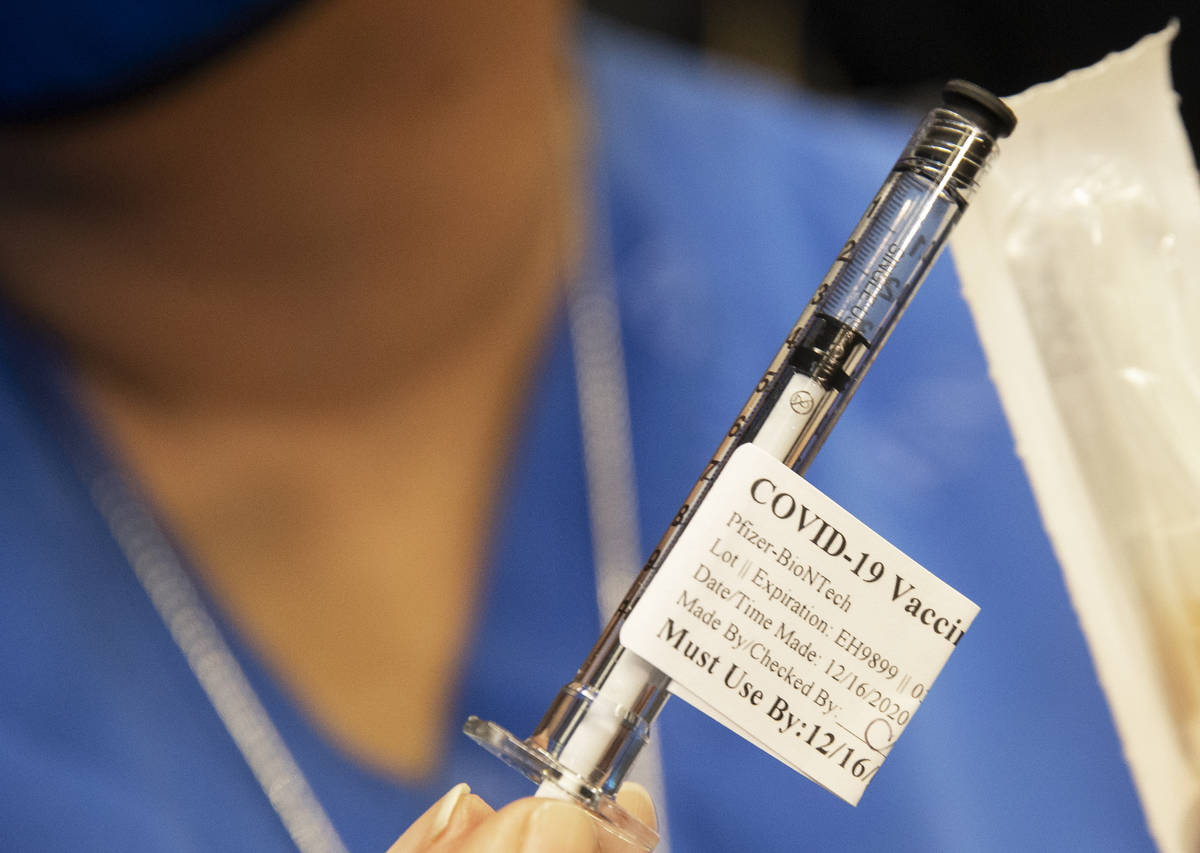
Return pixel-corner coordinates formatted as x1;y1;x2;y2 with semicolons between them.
941;79;1017;138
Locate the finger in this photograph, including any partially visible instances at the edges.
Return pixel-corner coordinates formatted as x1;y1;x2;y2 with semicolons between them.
597;784;659;853
424;791;493;851
455;797;601;853
614;782;657;833
388;783;494;853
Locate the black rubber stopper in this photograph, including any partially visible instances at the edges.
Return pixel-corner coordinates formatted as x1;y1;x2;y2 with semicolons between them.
941;79;1017;138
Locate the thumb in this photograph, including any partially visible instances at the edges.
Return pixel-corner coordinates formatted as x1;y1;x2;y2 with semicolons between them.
456;798;601;853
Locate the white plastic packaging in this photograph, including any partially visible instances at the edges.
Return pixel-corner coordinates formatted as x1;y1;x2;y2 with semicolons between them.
951;24;1200;853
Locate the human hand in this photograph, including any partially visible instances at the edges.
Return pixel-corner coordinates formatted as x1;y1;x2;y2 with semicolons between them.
388;782;657;852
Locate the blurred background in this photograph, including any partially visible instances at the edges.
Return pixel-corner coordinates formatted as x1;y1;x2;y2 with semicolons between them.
588;0;1200;153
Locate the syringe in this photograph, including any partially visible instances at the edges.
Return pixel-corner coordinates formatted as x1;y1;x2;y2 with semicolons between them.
466;80;1016;850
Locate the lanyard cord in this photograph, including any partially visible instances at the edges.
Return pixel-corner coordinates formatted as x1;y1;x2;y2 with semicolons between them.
566;186;672;851
91;469;351;853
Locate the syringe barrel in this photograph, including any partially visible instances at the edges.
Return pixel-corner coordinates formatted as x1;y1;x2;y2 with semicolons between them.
526;82;1014;798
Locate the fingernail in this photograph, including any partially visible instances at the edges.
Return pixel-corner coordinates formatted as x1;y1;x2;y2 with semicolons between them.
615;781;657;832
428;783;472;841
521;801;597;853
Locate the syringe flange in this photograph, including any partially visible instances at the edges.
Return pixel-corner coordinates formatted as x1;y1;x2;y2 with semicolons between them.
463;715;658;851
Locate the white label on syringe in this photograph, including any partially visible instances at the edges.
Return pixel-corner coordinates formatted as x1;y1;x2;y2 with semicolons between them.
620;443;978;805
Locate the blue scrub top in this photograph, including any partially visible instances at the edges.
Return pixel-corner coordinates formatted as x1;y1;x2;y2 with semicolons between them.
0;21;1153;852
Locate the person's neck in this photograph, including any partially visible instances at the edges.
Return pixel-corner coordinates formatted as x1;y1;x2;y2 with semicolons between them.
0;0;580;415
0;0;583;778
